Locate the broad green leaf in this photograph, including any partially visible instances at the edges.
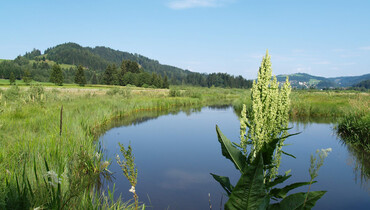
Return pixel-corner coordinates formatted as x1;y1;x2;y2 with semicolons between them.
216;125;246;172
262;132;300;166
265;174;292;189
268;191;326;210
210;173;234;196
258;195;271;210
225;154;266;210
270;181;316;199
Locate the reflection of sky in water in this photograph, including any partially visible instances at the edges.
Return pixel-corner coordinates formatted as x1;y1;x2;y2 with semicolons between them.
161;169;211;190
100;107;370;210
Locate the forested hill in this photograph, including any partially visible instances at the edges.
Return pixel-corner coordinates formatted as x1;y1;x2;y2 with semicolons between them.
44;43;189;81
0;42;252;88
276;73;370;89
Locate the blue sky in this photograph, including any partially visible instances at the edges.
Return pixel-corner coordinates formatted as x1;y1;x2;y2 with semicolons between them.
0;0;369;79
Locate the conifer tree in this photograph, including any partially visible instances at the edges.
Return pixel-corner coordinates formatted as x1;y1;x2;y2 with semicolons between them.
23;68;32;85
9;72;16;85
103;65;114;85
50;64;64;86
119;62;127;86
163;75;169;89
91;72;98;84
157;75;163;88
111;64;119;85
74;65;86;86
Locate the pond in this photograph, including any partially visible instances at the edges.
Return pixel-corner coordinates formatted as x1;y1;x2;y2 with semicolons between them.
99;106;370;209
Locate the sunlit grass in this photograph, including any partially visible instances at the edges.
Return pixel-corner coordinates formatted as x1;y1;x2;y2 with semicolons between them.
0;85;368;208
0;85;242;208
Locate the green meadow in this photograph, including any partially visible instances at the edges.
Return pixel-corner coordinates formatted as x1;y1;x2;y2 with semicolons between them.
0;84;368;209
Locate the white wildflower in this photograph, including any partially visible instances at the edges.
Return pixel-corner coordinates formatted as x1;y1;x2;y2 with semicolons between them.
45;170;62;187
129;186;135;194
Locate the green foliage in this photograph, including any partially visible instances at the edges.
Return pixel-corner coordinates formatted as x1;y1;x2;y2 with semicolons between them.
91;71;98;84
74;65;86;86
269;191;326;210
0;85;243;208
163;75;169;89
309;148;332;181
4;85;20;100
352;79;370;89
106;87;132;98
240;51;291;178
337;112;370;150
9;72;15;85
22;68;32;85
116;143;139;210
213;126;325;210
103;64;118;85
212;51;326;209
36;42;253;87
50;64;64;86
276;73;370;89
169;89;181;97
204;73;252;88
27;84;45;102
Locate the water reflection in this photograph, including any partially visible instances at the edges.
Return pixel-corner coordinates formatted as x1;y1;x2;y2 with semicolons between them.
100;105;232;132
339;138;370;192
161;169;210;190
99;107;370;209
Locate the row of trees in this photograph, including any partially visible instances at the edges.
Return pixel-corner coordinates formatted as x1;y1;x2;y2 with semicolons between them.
1;45;253;89
47;60;170;88
101;60;169;88
42;43;254;87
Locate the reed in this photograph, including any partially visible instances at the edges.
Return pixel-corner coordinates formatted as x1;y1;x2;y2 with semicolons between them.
0;85;242;209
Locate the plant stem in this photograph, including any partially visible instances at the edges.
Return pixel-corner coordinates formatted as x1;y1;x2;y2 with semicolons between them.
303;180;313;207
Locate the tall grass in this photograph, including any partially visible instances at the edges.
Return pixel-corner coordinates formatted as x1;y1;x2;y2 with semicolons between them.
0;85;368;208
0;85;242;209
233;90;369;120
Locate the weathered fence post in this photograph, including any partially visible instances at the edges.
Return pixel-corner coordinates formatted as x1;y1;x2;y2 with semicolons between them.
60;105;63;136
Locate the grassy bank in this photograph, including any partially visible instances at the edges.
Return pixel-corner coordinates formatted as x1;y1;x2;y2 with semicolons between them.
337;112;370;151
0;85;243;209
0;85;368;208
233;90;369;121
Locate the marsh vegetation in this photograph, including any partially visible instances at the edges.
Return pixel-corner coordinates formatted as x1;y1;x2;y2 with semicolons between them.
0;73;368;209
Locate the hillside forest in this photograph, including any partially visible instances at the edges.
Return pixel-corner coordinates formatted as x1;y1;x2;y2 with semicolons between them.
0;43;253;88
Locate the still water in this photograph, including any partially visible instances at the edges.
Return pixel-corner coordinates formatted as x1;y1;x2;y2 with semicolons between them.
99;106;369;209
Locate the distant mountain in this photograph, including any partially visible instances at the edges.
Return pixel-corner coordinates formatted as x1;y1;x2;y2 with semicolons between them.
352;79;370;89
276;73;370;88
328;74;370;87
0;42;252;88
43;43;189;83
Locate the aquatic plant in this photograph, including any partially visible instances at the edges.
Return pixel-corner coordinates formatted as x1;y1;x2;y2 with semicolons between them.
212;51;327;209
116;143;139;210
337;112;370;151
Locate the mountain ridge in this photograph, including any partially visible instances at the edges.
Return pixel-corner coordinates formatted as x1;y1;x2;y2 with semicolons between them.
276;72;370;88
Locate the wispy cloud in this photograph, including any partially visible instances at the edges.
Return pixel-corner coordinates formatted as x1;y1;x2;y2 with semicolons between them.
359;46;370;50
160;169;209;189
167;0;233;10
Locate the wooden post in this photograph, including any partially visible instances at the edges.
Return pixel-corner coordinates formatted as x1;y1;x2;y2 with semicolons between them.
60;105;63;136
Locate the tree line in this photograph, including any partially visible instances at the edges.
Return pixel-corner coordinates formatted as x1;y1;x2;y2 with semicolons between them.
1;43;253;88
